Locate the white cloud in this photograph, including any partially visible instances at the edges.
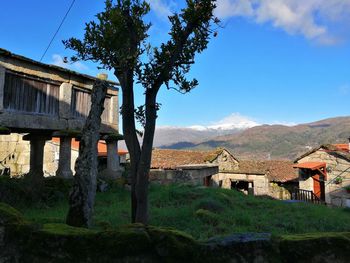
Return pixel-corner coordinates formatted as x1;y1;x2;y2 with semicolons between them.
51;54;89;73
339;84;350;95
215;0;254;18
148;0;176;19
215;0;350;44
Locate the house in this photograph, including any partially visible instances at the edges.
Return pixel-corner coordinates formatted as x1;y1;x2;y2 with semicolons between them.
150;148;298;199
0;48;122;179
214;159;298;199
294;142;350;207
150;148;221;185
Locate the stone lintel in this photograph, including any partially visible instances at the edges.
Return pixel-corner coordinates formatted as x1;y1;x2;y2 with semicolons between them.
102;133;124;142
23;133;52;141
52;129;81;138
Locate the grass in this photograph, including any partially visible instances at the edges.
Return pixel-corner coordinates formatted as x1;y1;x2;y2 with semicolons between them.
11;183;350;240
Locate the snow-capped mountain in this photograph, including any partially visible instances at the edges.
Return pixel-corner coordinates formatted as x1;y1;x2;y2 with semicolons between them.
153;113;259;147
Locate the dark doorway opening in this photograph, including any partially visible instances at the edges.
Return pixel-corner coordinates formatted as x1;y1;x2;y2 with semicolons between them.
231;180;252;195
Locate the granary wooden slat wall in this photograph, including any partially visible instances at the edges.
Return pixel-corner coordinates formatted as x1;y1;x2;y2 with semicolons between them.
70;88;112;123
3;72;59;116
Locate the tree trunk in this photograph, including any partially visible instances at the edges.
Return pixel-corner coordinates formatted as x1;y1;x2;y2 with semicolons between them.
135;91;157;224
119;72;141;223
66;80;108;228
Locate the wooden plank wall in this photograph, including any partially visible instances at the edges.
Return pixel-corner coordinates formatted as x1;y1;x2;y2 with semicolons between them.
71;88;111;123
3;72;59;116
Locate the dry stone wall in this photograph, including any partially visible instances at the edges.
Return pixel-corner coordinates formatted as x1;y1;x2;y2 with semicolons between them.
1;202;350;263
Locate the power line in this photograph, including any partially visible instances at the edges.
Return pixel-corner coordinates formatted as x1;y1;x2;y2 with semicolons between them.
40;0;76;62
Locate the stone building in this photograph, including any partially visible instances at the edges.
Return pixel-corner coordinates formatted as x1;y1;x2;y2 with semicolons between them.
150;148;297;199
0;48;122;179
150;149;220;185
294;143;350;207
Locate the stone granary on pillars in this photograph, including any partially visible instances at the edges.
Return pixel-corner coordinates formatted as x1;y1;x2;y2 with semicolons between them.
150;148;298;199
294;141;350;207
0;48;123;179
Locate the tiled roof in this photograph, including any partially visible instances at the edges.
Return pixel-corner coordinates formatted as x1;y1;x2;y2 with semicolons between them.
151;148;220;169
228;160;298;182
151;148;297;182
293;162;326;170
333;144;349;151
294;144;350;162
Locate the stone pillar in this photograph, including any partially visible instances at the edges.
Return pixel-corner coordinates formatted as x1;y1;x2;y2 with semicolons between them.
59;83;73;119
23;134;51;180
101;134;123;179
248;182;254;195
56;136;73;178
110;94;119;127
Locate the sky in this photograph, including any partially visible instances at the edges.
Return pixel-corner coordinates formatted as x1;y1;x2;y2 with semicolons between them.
1;0;350;129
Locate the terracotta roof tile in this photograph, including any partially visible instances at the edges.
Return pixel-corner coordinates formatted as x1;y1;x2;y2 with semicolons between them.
294;144;350;163
151;148;297;182
51;137;127;156
228;160;298;182
151;148;222;169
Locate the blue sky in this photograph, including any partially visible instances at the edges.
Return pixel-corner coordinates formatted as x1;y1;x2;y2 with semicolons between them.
1;0;350;128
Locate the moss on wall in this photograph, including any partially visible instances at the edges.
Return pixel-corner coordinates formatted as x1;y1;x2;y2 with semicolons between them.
1;203;350;262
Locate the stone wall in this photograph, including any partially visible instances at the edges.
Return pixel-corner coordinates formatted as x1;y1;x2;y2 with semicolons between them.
0;133;79;176
212;172;269;196
297;149;350;207
268;182;292;200
210;149;239;171
150;166;219;185
1;202;350;263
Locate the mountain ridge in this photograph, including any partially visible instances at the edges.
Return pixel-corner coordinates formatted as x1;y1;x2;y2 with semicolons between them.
155;116;350;160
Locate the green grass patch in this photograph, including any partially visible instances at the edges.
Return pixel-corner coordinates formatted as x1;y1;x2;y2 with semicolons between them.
3;181;350;240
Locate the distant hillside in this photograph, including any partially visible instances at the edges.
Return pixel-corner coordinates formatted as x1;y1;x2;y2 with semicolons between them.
153;127;243;147
159;116;350;160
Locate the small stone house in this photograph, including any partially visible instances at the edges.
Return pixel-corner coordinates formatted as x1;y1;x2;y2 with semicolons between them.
294;143;350;207
150;148;297;199
212;159;297;199
150;149;221;185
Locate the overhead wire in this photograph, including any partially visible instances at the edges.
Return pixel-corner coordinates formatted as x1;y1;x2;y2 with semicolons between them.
39;0;76;62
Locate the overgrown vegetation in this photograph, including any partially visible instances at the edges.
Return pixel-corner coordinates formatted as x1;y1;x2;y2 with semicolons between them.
2;177;350;240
